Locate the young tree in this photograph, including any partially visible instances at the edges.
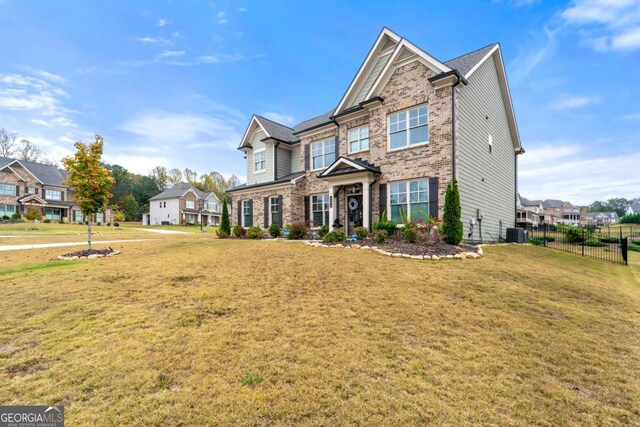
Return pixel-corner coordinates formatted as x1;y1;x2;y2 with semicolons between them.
220;197;231;235
62;136;115;251
442;179;463;245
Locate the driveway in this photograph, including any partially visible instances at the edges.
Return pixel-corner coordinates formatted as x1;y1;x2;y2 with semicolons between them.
133;228;189;235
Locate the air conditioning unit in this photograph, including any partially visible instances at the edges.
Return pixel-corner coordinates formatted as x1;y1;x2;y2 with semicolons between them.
506;227;528;243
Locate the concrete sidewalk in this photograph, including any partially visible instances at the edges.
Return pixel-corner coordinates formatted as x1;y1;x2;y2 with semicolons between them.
0;239;150;252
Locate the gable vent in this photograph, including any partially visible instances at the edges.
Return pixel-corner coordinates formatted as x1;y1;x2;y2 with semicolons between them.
395;46;416;64
380;38;397;51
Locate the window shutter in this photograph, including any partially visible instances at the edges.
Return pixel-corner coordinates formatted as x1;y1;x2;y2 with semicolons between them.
277;195;283;226
15;185;19;196
35;188;39;195
304;195;310;224
24;186;28;194
378;183;387;221
264;197;269;228
334;135;340;159
429;177;439;220
61;191;64;201
335;193;339;226
237;200;241;225
304;144;310;171
247;199;253;227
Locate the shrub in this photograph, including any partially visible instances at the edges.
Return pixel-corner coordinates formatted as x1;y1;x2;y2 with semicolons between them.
232;225;246;238
323;230;347;243
633;239;640;245
629;244;640;252
583;240;607;247
114;222;120;227
401;222;418;243
442;179;463;245
216;229;230;239
620;213;640;224
354;226;370;240
246;226;264;239
529;237;544;246
562;225;585;244
59;219;65;224
11;213;21;220
599;236;619;243
43;218;51;223
317;224;330;238
373;211;397;237
113;211;126;222
24;209;41;221
2;215;9;220
287;222;307;240
373;229;387;244
268;223;281;238
96;222;102;226
220;198;231;235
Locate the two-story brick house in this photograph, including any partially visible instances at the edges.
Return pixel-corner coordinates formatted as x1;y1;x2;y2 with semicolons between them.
0;156;111;223
146;182;222;226
227;28;523;242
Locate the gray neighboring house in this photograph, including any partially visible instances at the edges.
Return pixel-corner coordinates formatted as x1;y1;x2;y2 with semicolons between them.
581;211;619;227
626;203;640;216
145;182;221;226
228;27;523;242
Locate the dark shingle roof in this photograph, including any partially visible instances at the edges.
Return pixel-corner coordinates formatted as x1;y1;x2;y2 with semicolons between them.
254;115;297;143
0;156;67;186
629;203;640;212
292;110;335;134
543;199;566;209
445;43;497;77
227;172;305;193
149;182;216;201
519;195;542;206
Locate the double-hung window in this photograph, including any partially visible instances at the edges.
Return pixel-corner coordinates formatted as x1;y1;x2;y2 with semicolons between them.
348;125;369;153
0;183;16;196
0;204;15;217
254;150;266;173
242;200;252;227
269;197;279;225
389;179;429;223
311;138;335;170
27;187;36;195
311;194;330;227
388;105;428;150
74;210;83;222
45;189;61;201
207;202;218;212
186;200;195;209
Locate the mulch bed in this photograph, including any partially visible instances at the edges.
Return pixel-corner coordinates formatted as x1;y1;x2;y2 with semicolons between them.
308;238;480;257
58;247;120;260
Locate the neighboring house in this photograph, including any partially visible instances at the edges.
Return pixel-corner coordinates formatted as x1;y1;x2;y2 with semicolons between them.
581;211;619;227
0;156;111;223
227;27;523;242
626;203;640;216
147;182;221;226
543;199;581;226
516;194;543;228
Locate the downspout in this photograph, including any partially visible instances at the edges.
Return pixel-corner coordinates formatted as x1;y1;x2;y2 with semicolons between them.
451;76;462;181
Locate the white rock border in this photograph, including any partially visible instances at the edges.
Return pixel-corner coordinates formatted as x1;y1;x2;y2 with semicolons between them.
57;250;121;261
303;241;482;260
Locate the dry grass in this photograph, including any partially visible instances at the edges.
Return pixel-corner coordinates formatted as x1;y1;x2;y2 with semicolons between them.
0;239;639;426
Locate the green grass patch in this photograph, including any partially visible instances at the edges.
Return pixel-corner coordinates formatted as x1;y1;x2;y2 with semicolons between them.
629;244;640;252
0;261;80;277
242;373;263;387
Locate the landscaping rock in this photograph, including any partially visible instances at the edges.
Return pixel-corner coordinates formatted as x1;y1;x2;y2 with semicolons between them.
431;255;440;261
429;226;441;243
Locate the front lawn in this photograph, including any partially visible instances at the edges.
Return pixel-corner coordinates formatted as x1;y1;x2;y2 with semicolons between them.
0;241;638;425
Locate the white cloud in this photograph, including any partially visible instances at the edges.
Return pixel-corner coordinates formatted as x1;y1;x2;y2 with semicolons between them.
135;36;171;45
157;50;186;58
59;136;75;143
561;0;640;51
166;53;264;66
217;11;228;24
103;154;170;175
519;142;640;204
550;95;599;110
508;26;558;83
118;111;243;150
27;68;68;85
30;119;51;127
237;7;247;12
157;19;171;27
261;112;296;126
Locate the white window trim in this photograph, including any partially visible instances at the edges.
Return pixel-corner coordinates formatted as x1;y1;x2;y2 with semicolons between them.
185;200;196;209
310;193;330;227
310;138;336;172
348;124;370;154
242;200;251;227
269;196;279;225
387;178;430;223
387;104;429;152
45;189;62;201
253;149;266;174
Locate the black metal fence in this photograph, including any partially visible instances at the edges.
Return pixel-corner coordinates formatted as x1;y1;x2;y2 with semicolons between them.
525;225;628;265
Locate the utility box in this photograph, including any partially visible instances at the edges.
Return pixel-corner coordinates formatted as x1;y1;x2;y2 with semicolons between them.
506;227;528;243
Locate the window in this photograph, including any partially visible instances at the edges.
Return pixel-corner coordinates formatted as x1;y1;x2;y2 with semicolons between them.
27;187;36;195
74;210;83;222
389;179;429;223
45;189;62;201
95;212;104;223
254;150;266;172
0;183;16;196
348;125;369;153
207;202;218;212
388;105;428;150
242;200;252;227
311;138;335;170
186;200;195;209
44;208;61;221
0;204;15;217
270;197;279;225
311;194;330;227
163;201;166;208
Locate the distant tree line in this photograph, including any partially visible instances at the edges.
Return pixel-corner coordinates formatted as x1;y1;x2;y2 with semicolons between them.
0;127;54;164
587;198;640;218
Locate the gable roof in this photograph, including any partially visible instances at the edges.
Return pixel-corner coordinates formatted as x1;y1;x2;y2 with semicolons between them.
319;156;381;178
543;199;567;209
445;43;498;78
519;195;542;207
254;115;296;143
149;182;216;201
0;156;67;186
628;203;640;212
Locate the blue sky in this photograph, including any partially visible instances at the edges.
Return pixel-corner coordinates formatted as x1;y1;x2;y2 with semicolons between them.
0;0;638;204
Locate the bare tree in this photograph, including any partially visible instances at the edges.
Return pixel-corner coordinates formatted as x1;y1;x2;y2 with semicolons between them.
17;139;44;162
167;168;183;185
0;128;18;157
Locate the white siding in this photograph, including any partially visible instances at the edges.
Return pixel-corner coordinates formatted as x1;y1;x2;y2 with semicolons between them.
246;131;273;185
149;198;180;225
276;146;292;178
291;144;302;173
457;54;516;242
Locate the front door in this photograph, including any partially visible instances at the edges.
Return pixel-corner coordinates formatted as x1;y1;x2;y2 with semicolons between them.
347;194;363;235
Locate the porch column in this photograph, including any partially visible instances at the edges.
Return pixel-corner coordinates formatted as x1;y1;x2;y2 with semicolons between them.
362;180;370;229
328;185;335;227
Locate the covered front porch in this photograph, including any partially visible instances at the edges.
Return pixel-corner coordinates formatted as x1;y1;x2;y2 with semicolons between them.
18;195;76;222
181;209;220;226
319;157;380;235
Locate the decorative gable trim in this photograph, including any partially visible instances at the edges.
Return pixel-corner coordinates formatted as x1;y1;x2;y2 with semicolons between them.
2;159;44;184
19;194;46;204
0;164;26;182
238;115;269;150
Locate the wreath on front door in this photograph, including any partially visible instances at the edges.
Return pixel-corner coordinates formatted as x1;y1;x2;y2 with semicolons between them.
348;198;359;211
